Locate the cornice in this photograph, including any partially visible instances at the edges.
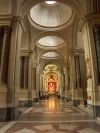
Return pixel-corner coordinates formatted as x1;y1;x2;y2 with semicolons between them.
0;14;12;25
11;16;22;23
78;13;100;31
71;48;84;55
20;49;30;56
86;13;100;24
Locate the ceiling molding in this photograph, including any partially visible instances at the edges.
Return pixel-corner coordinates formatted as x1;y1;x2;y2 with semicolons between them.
0;14;12;25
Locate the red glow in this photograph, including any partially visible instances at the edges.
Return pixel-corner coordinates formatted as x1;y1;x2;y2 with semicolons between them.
48;82;56;92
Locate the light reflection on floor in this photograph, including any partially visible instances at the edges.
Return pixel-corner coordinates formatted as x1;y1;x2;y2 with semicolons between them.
48;97;55;112
1;96;100;133
44;96;64;112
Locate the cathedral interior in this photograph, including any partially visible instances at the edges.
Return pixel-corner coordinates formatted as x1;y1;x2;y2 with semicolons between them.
0;0;100;132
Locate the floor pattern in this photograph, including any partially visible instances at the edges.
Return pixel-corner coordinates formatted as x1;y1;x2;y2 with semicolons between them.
1;121;100;133
0;97;100;133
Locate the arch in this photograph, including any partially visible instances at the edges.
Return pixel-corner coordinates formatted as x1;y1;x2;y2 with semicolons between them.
37;35;65;48
33;31;70;48
39;50;65;60
43;63;60;94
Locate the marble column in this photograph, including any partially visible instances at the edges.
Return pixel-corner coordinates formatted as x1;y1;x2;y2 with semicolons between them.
70;55;75;103
24;57;28;89
62;70;65;98
27;54;33;105
0;25;10;121
57;72;61;97
73;55;80;106
0;26;10;83
7;16;22;120
19;56;30;107
60;71;64;97
67;59;72;101
91;24;100;117
73;54;85;106
25;56;32;106
31;62;39;102
80;15;100;117
36;63;40;101
93;0;100;13
31;63;38;102
20;56;24;89
28;54;32;92
39;68;43;91
64;67;68;100
41;72;43;91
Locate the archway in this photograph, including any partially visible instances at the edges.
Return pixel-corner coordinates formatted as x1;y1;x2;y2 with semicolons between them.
2;0;98;122
45;73;57;94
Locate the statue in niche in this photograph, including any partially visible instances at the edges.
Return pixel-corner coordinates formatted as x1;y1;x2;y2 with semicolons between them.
86;57;91;79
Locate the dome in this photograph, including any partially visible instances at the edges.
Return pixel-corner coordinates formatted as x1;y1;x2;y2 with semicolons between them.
30;2;73;28
37;36;64;47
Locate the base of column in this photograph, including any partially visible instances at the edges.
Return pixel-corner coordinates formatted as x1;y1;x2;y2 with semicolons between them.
94;105;100;116
33;98;39;103
72;99;80;106
0;107;19;121
0;85;7;121
88;105;100;117
0;108;6;121
65;97;72;102
19;100;33;107
6;107;19;121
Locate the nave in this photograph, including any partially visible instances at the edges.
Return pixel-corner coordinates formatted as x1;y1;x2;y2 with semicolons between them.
0;97;100;133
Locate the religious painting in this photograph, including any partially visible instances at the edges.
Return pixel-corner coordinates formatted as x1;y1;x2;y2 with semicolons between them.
48;82;56;93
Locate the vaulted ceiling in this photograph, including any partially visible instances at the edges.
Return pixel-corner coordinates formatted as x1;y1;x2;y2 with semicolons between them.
30;1;73;28
18;0;92;67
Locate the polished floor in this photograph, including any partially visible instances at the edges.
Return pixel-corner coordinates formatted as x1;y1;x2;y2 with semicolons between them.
0;97;100;133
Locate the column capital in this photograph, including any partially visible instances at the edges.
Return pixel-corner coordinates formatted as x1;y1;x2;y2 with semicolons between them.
78;14;100;32
72;48;84;56
85;14;100;24
11;16;22;27
33;63;39;67
12;16;22;23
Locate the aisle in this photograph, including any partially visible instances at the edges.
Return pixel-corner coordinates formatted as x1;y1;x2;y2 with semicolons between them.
0;97;100;133
18;97;93;122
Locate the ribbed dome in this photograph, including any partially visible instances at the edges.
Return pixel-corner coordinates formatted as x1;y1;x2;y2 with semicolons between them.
38;36;64;47
30;2;73;28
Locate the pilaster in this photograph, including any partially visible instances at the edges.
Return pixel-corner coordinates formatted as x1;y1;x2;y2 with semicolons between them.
0;25;11;121
80;14;100;117
6;16;22;120
72;49;86;106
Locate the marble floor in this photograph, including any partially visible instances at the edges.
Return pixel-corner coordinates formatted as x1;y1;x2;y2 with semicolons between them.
0;97;100;133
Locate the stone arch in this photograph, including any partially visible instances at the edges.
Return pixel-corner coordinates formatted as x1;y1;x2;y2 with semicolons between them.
32;31;70;49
